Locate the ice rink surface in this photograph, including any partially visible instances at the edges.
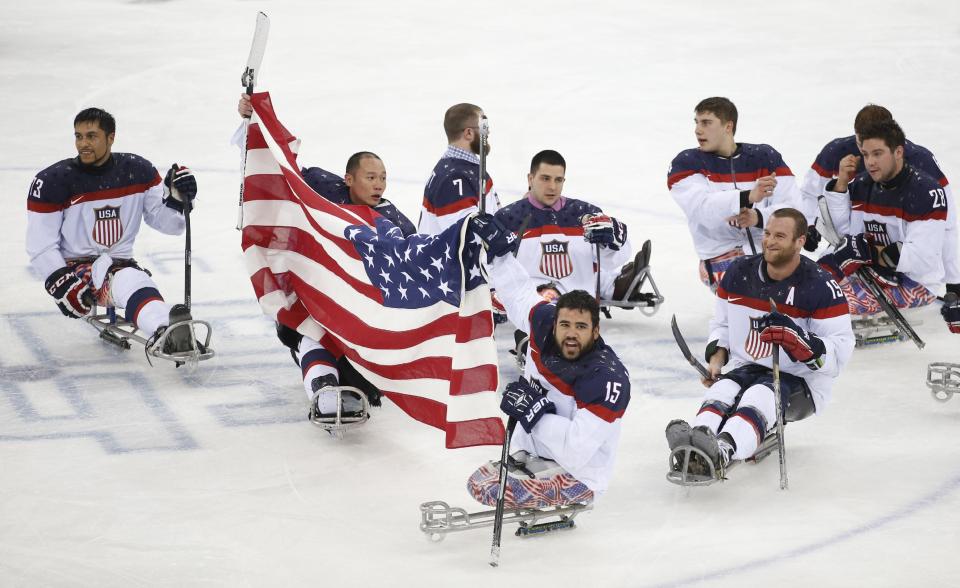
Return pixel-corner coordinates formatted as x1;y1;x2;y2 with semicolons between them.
2;0;959;586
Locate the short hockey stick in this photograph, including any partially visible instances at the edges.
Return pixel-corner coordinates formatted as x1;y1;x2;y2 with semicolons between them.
768;298;788;490
490;417;517;567
478;114;490;215
236;12;270;230
670;315;712;381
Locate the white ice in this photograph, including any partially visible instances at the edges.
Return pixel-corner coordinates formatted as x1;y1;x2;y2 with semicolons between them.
2;1;959;586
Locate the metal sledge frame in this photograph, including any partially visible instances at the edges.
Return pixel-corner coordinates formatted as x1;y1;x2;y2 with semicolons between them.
85;303;214;367
308;385;371;439
926;362;960;403
601;262;665;316
666;432;780;487
419;500;592;542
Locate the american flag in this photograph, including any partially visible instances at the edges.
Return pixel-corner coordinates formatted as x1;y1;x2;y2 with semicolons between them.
241;92;504;448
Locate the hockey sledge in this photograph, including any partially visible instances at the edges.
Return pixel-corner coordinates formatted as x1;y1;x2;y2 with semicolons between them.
419;500;591;542
86;305;214;368
308;385;371;439
666;433;780;487
601;240;665;316
852;315;915;347
926;362;960;403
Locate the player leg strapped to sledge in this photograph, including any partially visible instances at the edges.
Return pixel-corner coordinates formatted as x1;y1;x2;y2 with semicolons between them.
419;451;593;542
76;256;214;367
666;364;814;487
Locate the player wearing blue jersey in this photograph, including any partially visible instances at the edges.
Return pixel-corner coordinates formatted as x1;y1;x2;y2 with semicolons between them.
800;105;959;295
666;208;854;479
26;107;202;356
817;119;949;324
418;103;500;235
237;95;416;426
669;97;804;289
467;213;631;507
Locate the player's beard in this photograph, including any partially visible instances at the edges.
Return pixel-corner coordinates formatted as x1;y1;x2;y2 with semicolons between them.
763;241;800;268
470;133;491;156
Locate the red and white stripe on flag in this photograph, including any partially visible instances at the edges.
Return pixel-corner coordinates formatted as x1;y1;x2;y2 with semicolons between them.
240;92;504;448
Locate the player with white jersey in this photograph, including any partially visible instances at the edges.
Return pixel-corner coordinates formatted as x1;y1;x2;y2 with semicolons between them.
465;213;631;507
666;208;854;478
237;95;416;428
799;104;959;295
669;97;804;289
817;119;948;316
494;149;640;300
418;103;500;235
26;107;201;355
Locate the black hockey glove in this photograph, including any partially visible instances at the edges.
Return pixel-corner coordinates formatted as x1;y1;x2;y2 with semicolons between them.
942;292;960;334
819;233;870;279
163;164;198;212
803;225;822;252
581;214;627;251
755;311;826;370
500;377;555;433
470;213;518;259
45;266;93;319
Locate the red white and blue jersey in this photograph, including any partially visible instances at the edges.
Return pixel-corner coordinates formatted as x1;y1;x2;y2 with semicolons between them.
823;164;949;292
418;146;500;235
26;153;183;280
486;254;630;496
711;255;854;411
801;135;958;284
302;167;416;237
668;143;805;260
494;194;632;299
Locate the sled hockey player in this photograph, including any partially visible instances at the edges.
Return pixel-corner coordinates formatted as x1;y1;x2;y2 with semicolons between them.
237;94;416;432
418;103;500;235
466;213;631;509
816;119;949;343
666;208;854;485
669;97;804;290
495;149;661;307
26;107;207;362
495;149;662;364
799;104;959;294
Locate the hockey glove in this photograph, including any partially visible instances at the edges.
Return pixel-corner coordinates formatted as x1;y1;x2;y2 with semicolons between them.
803;225;822;252
756;311;826;369
44;266;93;319
163;164;198;212
501;377;555;434
470;213;518;259
819;233;870;279
942;292;960;334
582;214;627;251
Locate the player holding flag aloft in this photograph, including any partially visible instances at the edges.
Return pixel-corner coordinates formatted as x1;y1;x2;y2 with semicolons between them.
235;94;416;433
26;107;207;362
666;208;854;485
668;97;805;290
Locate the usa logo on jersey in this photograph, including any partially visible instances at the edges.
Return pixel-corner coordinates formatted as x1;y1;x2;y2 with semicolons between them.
745;316;773;360
539;240;573;279
92;205;123;247
864;219;891;246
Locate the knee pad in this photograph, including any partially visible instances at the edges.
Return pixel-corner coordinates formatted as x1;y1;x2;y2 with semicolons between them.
109;267;160;309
